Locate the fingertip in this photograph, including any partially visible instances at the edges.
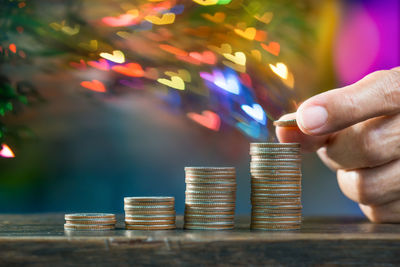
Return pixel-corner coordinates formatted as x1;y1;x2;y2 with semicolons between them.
276;126;302;143
297;101;328;136
275;114;330;152
275;112;303;145
275;125;316;152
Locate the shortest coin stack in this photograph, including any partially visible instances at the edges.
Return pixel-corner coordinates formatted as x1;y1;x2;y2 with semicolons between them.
124;197;176;230
64;213;116;230
184;167;236;230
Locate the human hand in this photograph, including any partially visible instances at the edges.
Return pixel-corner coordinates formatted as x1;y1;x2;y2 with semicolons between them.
276;67;400;223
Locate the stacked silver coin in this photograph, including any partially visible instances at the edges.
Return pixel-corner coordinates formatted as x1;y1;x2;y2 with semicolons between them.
64;213;116;230
184;167;236;230
124;196;176;230
250;143;302;230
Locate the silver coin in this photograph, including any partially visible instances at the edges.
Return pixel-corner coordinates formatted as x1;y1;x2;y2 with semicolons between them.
250;176;303;182
185;189;236;195
64;218;117;222
185;180;237;185
124;196;174;202
185;200;236;204
250;220;302;224
185;193;236;197
251;168;301;172
184;219;235;224
64;225;115;231
252;200;301;204
251;174;302;178
252;189;301;192
125;214;175;218
251;157;301;162
251;162;301;166
252;194;301;197
252;215;301;220
185;206;235;211
250;149;300;155
250;227;301;231
185;171;236;175
186;187;236;191
251;154;302;158
185;178;236;182
183;221;234;225
125;219;176;223
185;202;236;208
186;197;236;201
251;192;301;196
252;184;301;187
252;213;302;217
251;177;302;180
185;175;236;179
184;227;233;230
124;205;174;209
64;223;116;227
185;214;234;218
252;188;301;191
250;151;301;156
251;179;301;183
250;149;301;154
250;142;300;147
251;178;302;182
251;170;301;174
273;119;298;127
250;146;301;151
252;207;302;211
186;188;236;192
251;186;301;190
125;224;176;230
186;191;236;195
185;167;235;171
65;213;115;220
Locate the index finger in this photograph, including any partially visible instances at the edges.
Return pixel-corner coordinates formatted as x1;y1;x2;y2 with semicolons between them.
275;113;331;152
297;67;400;136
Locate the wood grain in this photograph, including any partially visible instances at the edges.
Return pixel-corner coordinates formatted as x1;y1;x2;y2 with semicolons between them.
0;214;399;266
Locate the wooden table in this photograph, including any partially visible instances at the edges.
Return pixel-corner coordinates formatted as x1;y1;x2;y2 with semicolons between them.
0;214;399;266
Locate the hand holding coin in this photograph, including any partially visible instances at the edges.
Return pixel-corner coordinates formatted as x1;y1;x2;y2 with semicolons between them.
275;67;400;223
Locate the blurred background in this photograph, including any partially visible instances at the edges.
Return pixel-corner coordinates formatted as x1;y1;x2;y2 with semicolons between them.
0;0;398;216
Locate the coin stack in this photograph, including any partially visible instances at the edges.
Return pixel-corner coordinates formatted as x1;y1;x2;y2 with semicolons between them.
184;167;236;230
250;143;302;230
124;196;176;230
64;213;116;230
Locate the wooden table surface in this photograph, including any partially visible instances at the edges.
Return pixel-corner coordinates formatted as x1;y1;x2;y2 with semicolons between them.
0;214;399;266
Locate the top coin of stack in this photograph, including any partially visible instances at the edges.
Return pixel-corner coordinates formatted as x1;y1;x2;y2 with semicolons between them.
250;143;302;230
184;167;236;230
124;196;176;230
64;213;116;230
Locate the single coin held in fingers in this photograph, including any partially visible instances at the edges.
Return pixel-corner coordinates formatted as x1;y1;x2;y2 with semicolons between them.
273;119;298;128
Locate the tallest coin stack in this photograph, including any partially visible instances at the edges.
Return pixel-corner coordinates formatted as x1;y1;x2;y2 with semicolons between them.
250;143;302;230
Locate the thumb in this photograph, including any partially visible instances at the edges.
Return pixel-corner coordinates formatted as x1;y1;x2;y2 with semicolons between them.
276;113;331;152
297;67;400;136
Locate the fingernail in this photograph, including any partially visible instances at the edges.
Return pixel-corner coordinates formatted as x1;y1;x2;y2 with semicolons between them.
299;106;328;132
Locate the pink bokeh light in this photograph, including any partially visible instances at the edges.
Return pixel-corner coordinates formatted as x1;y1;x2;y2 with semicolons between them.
334;5;380;85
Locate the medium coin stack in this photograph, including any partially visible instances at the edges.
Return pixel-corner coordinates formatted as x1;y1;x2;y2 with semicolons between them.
250;143;302;230
64;213;116;230
124;196;176;230
184;167;236;230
